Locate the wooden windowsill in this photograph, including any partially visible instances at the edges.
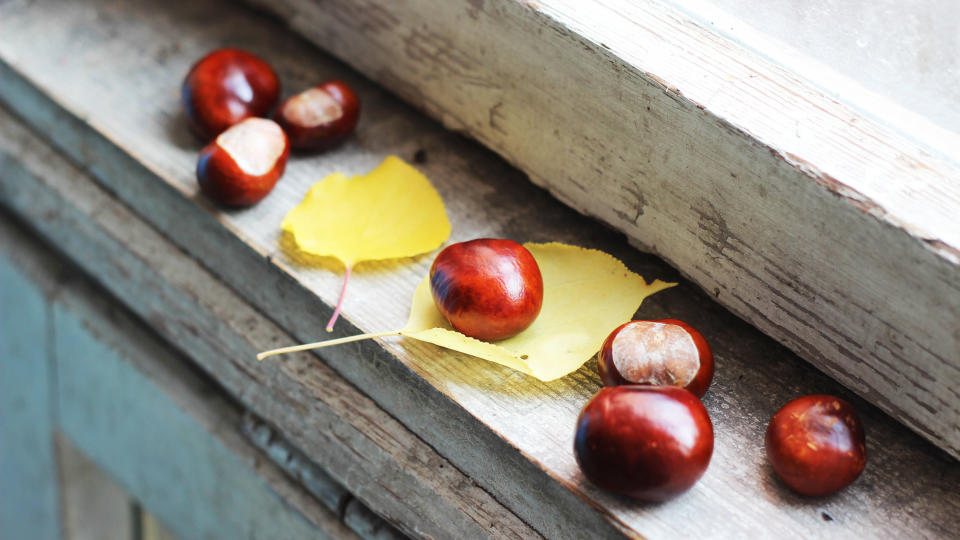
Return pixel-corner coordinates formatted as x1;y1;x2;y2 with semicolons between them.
251;0;960;458
0;0;957;537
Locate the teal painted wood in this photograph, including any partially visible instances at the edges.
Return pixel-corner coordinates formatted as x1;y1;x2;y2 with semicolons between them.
51;302;327;540
0;258;60;540
0;109;538;538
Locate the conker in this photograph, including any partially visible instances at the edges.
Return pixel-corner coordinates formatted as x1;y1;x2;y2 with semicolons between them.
196;117;289;207
598;319;714;397
765;394;866;496
574;386;714;502
429;239;543;341
274;80;360;151
182;48;281;140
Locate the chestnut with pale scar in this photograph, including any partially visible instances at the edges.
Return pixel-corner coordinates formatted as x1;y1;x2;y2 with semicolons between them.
274;80;360;151
217;118;287;175
283;87;343;126
613;321;699;386
598;319;714;397
196;117;289;207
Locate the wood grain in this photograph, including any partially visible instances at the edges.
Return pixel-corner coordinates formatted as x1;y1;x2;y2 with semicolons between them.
0;0;957;537
0;111;539;539
0;233;360;540
244;0;960;457
241;413;407;540
49;288;354;540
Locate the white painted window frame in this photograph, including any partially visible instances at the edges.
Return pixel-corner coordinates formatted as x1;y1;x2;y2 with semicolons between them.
252;0;960;457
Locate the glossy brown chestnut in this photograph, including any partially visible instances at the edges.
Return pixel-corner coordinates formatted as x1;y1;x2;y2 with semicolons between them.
574;386;714;502
274;80;360;151
182;48;281;140
196;118;289;207
598;319;714;397
765;394;866;496
429;239;543;341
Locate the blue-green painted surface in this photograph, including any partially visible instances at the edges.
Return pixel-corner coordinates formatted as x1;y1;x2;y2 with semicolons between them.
0;259;60;540
52;303;324;540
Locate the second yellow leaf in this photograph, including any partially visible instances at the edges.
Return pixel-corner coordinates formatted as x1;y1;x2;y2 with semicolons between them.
283;156;451;330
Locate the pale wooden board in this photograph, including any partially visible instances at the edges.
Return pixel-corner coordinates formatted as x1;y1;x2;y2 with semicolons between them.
0;255;60;540
0;1;957;539
141;512;178;540
0;115;538;539
55;434;136;540
242;0;960;458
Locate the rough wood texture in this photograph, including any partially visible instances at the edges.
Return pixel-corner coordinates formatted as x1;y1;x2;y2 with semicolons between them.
241;414;352;515
0;1;957;537
244;0;960;457
50;287;352;540
0;218;360;540
0;112;538;538
241;413;407;540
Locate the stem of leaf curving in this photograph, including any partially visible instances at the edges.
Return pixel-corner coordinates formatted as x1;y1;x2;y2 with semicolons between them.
256;331;402;361
326;265;351;331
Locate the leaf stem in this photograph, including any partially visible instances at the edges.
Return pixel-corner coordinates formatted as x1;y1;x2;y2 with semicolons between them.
326;265;351;332
256;330;402;361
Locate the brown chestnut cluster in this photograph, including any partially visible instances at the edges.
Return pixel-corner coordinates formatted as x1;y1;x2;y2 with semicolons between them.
576;319;716;502
182;48;361;207
426;240;868;502
577;317;867;502
184;51;869;507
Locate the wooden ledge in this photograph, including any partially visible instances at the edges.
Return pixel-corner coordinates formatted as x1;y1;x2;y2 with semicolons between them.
249;0;960;457
0;0;957;537
0;111;536;539
0;216;364;539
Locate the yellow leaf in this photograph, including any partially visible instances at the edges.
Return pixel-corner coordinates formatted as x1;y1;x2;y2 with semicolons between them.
401;243;675;381
257;242;675;382
282;156;451;330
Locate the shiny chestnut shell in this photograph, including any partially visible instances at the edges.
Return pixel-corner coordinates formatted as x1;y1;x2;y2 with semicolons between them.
182;48;281;140
274;80;361;151
766;394;867;496
429;239;543;341
196;118;289;207
598;319;714;397
574;386;714;502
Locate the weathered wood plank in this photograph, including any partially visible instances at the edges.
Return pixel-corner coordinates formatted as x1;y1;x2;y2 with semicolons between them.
0;1;957;537
0;220;361;540
51;293;348;540
241;413;352;516
0;113;540;539
241;413;406;540
244;0;960;457
0;254;60;540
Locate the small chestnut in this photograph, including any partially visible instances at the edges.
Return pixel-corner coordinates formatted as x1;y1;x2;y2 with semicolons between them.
765;394;866;496
182;48;281;140
430;239;543;341
597;319;714;397
274;80;360;151
574;386;714;502
196;117;289;207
